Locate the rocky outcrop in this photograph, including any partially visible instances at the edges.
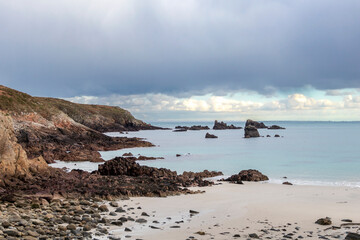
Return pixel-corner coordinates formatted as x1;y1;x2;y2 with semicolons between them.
268;125;285;130
1;157;218;199
244;125;260;138
225;169;269;182
205;133;218;138
175;125;210;131
181;170;223;179
245;119;268;129
213;120;242;130
0;112;48;187
0;85;155;163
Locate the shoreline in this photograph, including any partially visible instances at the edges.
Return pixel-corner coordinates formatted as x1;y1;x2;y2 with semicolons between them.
101;182;360;240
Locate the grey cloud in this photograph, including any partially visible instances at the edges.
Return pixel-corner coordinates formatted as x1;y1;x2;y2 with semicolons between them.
0;0;359;98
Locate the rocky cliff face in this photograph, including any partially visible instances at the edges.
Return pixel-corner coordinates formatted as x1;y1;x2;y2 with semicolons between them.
0;85;155;163
0;112;48;187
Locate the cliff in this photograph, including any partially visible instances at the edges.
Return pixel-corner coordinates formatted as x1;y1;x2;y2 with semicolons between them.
0;85;155;163
0;112;48;187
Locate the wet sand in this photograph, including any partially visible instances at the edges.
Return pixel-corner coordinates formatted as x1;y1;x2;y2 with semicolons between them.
102;182;360;240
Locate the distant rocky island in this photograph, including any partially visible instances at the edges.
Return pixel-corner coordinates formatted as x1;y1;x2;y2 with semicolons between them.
244;119;285;138
213;120;242;130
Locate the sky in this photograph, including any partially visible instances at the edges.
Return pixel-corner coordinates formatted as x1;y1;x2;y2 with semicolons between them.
1;0;360;121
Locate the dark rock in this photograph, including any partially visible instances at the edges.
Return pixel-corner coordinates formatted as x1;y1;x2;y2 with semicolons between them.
282;181;293;185
135;218;147;224
244;125;260;138
268;125;286;130
341;219;352;222
345;232;360;240
122;152;133;157
213;120;242;130
315;217;332;225
205;133;218;139
245;119;268;129
141;212;150;217
174;125;210;131
173;128;187;132
189;210;199;214
249;233;259;238
274;134;280;137
225;169;269;182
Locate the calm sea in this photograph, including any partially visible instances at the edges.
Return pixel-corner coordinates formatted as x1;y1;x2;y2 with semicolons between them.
50;121;360;187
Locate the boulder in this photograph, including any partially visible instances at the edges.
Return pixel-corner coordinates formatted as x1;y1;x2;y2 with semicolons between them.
213;120;242;130
315;217;332;225
225;169;269;182
205;133;218;138
244;125;260;138
345;232;360;240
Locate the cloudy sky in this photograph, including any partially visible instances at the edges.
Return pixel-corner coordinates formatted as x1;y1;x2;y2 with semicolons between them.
1;0;360;121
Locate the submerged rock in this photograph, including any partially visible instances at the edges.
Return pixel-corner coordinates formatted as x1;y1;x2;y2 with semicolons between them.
268;125;286;130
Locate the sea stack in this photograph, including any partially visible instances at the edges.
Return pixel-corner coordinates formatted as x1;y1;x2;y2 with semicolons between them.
244;125;260;138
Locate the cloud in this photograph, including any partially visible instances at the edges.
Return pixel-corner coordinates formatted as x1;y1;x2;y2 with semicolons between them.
0;0;359;98
66;90;360;121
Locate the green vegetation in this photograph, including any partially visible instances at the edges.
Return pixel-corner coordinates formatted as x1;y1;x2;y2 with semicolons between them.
0;85;143;129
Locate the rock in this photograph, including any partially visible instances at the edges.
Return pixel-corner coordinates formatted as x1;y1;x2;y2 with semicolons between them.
282;181;293;185
205;133;218;138
176;154;181;157
109;201;118;207
341;219;353;222
3;229;21;237
2;221;11;228
266;135;271;137
244;125;260;138
174;125;209;131
268;125;285;129
225;169;269;182
122;152;133;157
249;233;259;238
141;212;150;217
66;224;77;230
195;231;206;235
115;207;125;213
213;120;242;130
135;218;147;224
98;205;109;212
83;224;93;231
274;134;280;137
345;232;360;240
124;227;132;232
315;217;332;225
111;221;123;226
173;128;187;132
189;210;199;214
245;119;268;129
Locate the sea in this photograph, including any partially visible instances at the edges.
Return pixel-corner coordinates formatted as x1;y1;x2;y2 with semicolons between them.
50;121;360;188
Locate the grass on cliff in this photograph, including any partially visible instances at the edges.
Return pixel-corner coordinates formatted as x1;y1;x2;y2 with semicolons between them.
0;85;140;125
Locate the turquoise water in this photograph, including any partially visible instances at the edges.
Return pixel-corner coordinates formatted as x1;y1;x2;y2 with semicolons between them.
100;121;360;187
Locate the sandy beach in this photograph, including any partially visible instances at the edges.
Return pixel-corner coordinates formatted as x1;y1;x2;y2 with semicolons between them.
103;182;360;240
